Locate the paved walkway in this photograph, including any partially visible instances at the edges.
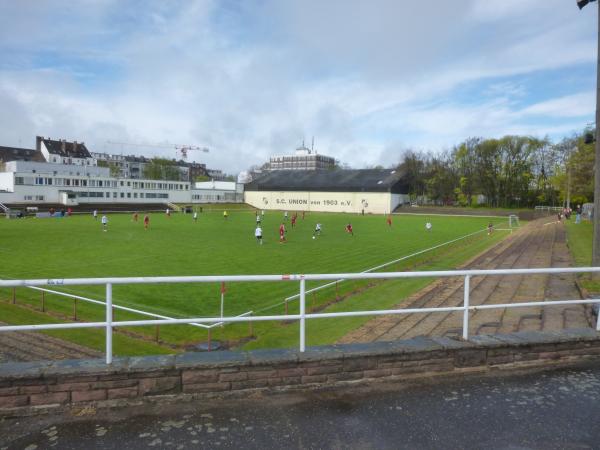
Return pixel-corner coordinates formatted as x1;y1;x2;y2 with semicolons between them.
3;363;600;449
340;219;591;344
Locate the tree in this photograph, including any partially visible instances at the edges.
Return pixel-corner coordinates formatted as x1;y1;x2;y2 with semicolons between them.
144;158;181;181
425;152;457;205
452;138;480;206
397;150;426;202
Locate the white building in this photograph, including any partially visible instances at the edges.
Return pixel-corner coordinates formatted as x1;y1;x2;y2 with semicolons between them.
191;181;244;203
37;137;97;167
267;144;336;171
244;169;409;214
0;137;242;208
0;160;191;206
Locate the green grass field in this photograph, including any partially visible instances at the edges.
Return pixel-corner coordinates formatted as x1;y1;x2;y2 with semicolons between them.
565;219;600;293
0;209;511;355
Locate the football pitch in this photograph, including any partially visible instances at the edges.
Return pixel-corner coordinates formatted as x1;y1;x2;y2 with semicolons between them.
0;209;512;355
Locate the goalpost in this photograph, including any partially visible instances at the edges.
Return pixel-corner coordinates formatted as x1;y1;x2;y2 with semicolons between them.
508;214;520;228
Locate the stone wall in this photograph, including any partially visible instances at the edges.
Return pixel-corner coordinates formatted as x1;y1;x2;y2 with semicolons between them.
2;328;600;417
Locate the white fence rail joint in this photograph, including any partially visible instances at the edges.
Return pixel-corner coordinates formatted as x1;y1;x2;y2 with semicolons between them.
1;267;600;364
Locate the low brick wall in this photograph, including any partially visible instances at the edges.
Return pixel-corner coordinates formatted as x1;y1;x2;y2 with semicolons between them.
2;328;600;416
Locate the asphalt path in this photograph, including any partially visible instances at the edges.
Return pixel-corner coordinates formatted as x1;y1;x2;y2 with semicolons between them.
2;363;600;449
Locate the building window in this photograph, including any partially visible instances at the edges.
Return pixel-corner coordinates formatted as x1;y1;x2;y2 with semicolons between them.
127;193;131;198
15;177;24;185
113;192;117;198
120;193;124;198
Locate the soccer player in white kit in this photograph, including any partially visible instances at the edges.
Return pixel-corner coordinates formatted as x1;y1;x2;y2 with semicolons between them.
101;215;108;232
193;211;198;222
93;210;98;220
313;223;322;237
255;225;263;244
425;221;432;232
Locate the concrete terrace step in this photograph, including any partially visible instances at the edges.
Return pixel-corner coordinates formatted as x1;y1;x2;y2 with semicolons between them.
0;323;101;363
338;219;591;345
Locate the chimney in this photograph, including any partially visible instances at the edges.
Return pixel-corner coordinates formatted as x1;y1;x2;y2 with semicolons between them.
73;140;78;154
36;136;43;151
61;140;66;153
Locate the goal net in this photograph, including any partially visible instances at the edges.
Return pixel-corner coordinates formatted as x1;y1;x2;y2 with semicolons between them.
508;214;520;228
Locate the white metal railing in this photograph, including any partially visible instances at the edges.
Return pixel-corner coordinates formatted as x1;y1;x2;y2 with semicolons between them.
535;206;563;212
27;285;253;330
1;267;600;365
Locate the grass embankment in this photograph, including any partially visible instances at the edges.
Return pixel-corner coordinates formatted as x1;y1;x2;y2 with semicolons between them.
0;210;511;355
565;220;600;293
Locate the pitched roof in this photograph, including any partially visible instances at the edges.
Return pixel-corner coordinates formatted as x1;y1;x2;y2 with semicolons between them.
0;146;45;163
41;138;91;158
244;169;408;193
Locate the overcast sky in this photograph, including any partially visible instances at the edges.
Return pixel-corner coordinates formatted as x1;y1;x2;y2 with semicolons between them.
0;0;597;173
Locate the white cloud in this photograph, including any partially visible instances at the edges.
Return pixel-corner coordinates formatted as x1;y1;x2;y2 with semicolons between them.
521;93;594;118
0;0;596;172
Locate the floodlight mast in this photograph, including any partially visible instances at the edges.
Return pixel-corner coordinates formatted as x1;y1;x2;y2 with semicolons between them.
578;0;600;267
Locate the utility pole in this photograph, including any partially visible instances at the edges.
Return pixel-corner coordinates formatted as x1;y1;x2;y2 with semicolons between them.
594;2;600;266
566;147;576;209
578;0;600;266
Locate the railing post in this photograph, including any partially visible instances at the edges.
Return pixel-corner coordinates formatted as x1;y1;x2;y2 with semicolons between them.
596;305;600;332
462;275;470;340
41;290;45;312
285;299;289;315
12;287;16;304
299;277;306;352
105;283;113;365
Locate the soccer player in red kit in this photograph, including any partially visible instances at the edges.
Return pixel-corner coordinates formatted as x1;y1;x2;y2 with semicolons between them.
279;223;286;243
144;215;150;230
133;212;138;222
386;215;392;227
345;223;354;236
291;214;297;228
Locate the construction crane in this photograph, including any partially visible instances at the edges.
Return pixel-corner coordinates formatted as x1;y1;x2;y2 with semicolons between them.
106;141;209;160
